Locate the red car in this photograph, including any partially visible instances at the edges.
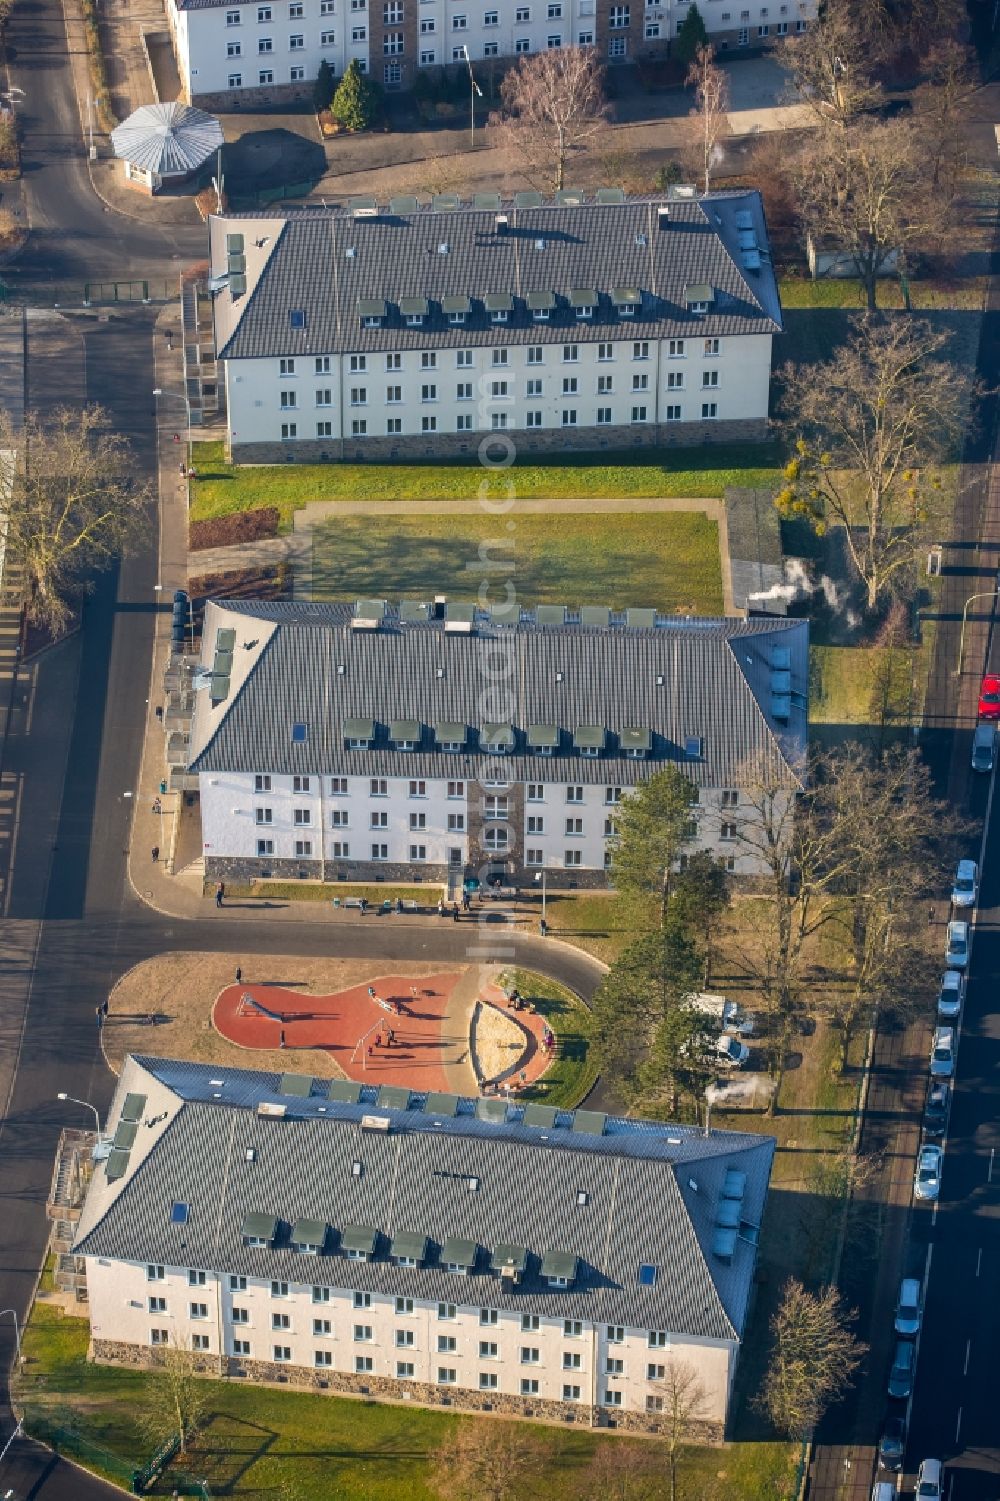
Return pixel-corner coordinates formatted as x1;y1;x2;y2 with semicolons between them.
979;674;1000;719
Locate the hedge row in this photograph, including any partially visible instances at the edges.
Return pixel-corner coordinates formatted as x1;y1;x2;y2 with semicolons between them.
79;0;116;134
188;506;280;552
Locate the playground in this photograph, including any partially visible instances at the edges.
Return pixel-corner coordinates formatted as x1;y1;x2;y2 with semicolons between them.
102;952;561;1098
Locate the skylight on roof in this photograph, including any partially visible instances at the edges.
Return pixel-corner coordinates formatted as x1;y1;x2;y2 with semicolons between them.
289;309;306;329
170;1201;190;1225
291;722;308;744
639;1262;657;1287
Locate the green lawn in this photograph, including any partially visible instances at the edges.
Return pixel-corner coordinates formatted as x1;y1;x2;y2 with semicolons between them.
310;511;725;613
538;892;656;965
190;440;782;530
809;645;881;726
778;275;989;311
499;967;597;1109
209;879;435;904
17;1297;798;1500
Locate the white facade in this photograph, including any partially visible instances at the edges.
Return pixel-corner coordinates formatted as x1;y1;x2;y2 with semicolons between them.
86;1255;735;1421
200;769;764;878
168;0;812;106
224;330;774;451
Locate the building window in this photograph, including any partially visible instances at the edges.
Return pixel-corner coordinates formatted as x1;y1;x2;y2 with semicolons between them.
702;369;720;389
256;838;274;856
150;1328;169;1345
516;37;531;52
316;421;333;438
480;1371;499;1389
422;415;437;433
609;2;629;22
226;9;241;22
562;344;578;362
289;33;304;48
631;405;648;423
521;1346;540;1363
608;35;626;55
565;816;583;835
563;1383;582;1400
561;409;577;427
258;36;273;52
228;72;243;86
702;402;718;419
190;1302;209;1320
566;786;583;803
564;849;582;867
438;1366;457;1384
227;40;242;56
351;419;367;436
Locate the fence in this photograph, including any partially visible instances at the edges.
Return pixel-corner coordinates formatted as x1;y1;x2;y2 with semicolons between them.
22;1411;136;1489
0;279;177;308
227;179;314;210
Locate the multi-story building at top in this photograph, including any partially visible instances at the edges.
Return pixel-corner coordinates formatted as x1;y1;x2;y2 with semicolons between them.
74;1053;775;1433
166;0;811;110
208;188;782;465
182;597;807;889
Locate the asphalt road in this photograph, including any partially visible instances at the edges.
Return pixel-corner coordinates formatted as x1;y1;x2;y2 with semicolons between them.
4;0;202;297
902;751;1000;1500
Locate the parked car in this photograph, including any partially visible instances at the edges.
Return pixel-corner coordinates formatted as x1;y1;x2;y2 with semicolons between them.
888;1338;916;1398
923;1081;950;1137
930;1026;955;1079
914;1144;943;1202
685;992;754;1036
972;721;996;772
951;859;979;909
894;1277;922;1336
715;1033;750;1068
936;971;965;1020
945;919;969;969
916;1459;943;1500
978;673;1000;719
878;1414;906;1471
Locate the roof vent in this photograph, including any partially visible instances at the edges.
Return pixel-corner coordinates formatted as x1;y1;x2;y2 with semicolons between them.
345;246;356;259
257;1102;287;1118
360;1114;392;1132
495;213;509;234
534;238;547;251
352;196;378;218
635;231;647;247
438;241;450;255
657;205;670;226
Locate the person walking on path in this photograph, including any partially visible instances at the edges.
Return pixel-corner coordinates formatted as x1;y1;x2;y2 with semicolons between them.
95;1005;103;1030
101;1000;109;1021
235;966;242;985
151;846;159;862
216;882;225;908
279;1028;286;1048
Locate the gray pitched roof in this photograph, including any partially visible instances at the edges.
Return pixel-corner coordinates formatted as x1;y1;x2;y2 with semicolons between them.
187;600;808;788
210;191;782;362
75;1057;775;1341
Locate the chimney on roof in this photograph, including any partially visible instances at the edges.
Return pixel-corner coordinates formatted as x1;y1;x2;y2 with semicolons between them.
495;213;509;235
658;205;670;227
432;595;447;620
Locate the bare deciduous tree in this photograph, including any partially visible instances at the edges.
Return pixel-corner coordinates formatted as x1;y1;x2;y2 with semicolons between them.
433;1421;540;1501
912;39;976;205
685;44;729;195
790;118;946;310
775;317;973;610
782;0;882;123
144;1337;209;1456
650;1358;712;1501
0;405;150;633
489;46;609;191
760;1279;866;1436
586;1438;662;1501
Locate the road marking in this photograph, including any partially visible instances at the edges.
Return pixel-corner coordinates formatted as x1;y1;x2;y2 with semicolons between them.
955;1405;962;1444
932;1200;939;1227
964;1338;971;1375
976;1246;983;1276
990;1147;995;1183
904;1244;934;1433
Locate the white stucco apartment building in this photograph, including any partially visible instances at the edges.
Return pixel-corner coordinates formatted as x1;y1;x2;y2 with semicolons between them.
181;597;807;889
166;0;811;109
74;1055;775;1433
206;188;782;465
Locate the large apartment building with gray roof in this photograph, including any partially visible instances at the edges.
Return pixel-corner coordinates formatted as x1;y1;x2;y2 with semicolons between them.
74;1054;775;1432
181;597;807;888
207;187;782;465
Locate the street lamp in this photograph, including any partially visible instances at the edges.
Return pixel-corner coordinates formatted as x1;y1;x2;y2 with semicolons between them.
460;45;483;149
533;868;547;933
56;1092;106;1143
955;585;1000;676
153;386;192;476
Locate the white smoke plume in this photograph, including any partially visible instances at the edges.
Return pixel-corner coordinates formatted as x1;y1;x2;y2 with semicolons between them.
748;560;860;630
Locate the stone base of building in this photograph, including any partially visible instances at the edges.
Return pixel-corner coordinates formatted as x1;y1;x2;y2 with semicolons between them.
203;854;611;891
192;81;315;113
90;1340;723;1439
229;417;769;467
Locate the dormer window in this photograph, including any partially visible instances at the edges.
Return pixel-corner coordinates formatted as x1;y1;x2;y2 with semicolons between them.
344;716;375;750
485;292;513;325
481;723;515;755
390;718;420;751
241;1212;278;1249
400;296;429;328
528;724;559;757
541;1249;578;1289
574;724;606;758
621;727;651;760
358;297;387;328
436;720;466;753
291;1218;327;1256
443;295;470;326
685;282;714;316
448;311;466;325
527;290;555;323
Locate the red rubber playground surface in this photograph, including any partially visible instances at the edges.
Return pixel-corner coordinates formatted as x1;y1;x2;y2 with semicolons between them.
212;975;555;1094
214;975;463;1091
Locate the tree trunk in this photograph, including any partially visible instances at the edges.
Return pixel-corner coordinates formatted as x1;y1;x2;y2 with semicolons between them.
556;125;565;190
